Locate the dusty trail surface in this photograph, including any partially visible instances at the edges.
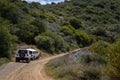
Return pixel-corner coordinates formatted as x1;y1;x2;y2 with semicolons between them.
0;49;79;80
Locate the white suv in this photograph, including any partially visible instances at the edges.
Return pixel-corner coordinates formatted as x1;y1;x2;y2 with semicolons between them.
16;49;40;63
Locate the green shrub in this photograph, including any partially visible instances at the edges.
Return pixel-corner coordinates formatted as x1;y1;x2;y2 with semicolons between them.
46;53;101;80
69;18;83;29
75;30;91;47
16;23;38;44
89;41;110;64
82;67;101;80
76;50;106;65
0;58;9;65
31;19;47;34
93;27;107;36
0;27;16;59
35;30;69;53
42;31;67;52
35;35;55;53
0;0;23;24
106;39;120;80
60;25;75;36
89;40;120;79
89;41;109;57
108;24;120;33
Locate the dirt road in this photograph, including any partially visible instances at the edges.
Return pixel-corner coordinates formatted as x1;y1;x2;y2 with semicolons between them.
0;49;80;80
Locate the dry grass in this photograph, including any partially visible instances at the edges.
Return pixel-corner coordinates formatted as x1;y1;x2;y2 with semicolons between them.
45;48;104;80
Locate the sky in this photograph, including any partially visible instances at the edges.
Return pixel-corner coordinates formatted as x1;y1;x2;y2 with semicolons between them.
24;0;65;5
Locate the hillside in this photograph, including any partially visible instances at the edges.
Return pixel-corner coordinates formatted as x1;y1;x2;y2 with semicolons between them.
45;0;120;41
0;0;120;60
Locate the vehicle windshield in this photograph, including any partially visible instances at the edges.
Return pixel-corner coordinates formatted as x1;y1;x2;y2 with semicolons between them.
18;50;27;54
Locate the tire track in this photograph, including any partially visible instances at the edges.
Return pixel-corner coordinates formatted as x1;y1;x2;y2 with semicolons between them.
0;49;80;80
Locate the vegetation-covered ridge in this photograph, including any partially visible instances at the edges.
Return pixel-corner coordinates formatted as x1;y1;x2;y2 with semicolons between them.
0;0;120;60
46;40;120;80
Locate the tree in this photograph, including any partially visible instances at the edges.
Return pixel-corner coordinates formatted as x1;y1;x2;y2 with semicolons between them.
94;27;106;36
69;18;83;29
0;27;16;59
107;39;120;80
60;25;75;36
16;23;38;44
89;40;109;56
31;19;47;34
0;0;23;24
35;35;55;53
75;30;91;47
42;31;66;52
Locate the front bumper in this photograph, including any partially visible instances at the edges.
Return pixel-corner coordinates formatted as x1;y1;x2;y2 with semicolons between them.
16;57;30;60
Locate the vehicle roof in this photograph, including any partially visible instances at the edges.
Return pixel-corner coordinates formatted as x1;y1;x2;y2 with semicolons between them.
18;48;36;51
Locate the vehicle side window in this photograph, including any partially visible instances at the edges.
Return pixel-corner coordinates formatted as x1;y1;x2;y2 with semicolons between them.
29;51;32;54
33;51;35;54
35;51;38;54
